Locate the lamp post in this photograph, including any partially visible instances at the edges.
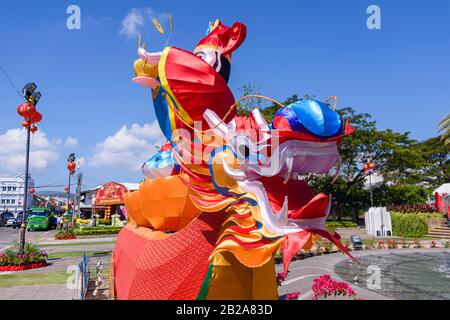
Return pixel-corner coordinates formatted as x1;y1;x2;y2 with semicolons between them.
17;83;42;255
66;153;76;230
363;160;376;208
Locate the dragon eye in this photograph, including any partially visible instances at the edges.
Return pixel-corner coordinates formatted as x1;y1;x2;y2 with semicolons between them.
238;144;250;158
195;51;206;60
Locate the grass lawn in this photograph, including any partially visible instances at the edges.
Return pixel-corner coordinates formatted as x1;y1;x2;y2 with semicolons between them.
40;240;116;247
0;271;69;287
47;251;112;259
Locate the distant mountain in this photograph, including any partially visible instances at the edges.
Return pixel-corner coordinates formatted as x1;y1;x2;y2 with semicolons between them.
36;190;75;198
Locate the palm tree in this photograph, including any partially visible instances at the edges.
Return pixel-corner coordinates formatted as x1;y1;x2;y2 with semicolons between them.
439;114;450;145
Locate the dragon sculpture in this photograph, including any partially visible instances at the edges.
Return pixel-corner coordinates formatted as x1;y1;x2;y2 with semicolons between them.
113;19;356;300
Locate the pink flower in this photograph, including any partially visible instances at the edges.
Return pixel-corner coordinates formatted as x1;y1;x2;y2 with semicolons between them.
286;291;301;300
311;274;358;300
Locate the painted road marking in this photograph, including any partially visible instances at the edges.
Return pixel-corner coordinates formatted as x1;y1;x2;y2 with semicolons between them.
283;274;321;286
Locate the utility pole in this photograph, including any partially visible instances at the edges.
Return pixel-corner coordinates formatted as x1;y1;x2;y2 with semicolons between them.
66;153;76;230
17;83;42;255
363;159;376;209
18;127;31;254
74;172;82;224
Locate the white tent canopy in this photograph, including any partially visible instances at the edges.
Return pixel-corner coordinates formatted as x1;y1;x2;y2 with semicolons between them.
434;183;450;195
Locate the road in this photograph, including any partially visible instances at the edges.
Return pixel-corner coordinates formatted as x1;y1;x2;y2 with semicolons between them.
0;227;45;252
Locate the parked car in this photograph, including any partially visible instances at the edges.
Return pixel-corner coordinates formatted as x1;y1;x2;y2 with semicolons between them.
5;217;16;227
12;213;26;229
0;212;14;227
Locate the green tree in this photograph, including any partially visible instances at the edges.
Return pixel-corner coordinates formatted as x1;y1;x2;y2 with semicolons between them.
410;137;450;188
236;82;269;116
439;114;450;145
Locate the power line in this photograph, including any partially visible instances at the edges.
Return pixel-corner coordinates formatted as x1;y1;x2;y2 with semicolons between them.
0;64;23;98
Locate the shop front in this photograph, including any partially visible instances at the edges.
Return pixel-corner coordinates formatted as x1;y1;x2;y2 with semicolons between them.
93;182;129;222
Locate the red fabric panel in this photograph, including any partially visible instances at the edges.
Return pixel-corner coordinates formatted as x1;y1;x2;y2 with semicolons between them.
163;47;236;127
113;211;227;300
281;231;312;276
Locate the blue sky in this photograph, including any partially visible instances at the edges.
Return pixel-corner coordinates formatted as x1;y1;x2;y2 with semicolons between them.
0;0;449;191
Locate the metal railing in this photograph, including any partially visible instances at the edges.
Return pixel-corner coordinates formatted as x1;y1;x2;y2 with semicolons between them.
76;253;90;300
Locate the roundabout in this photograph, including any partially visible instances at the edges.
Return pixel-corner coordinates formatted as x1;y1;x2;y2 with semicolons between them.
277;248;450;300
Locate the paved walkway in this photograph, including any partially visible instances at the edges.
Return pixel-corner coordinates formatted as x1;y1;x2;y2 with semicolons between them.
0;284;76;300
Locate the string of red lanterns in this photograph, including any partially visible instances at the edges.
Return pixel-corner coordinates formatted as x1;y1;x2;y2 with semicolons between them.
17;102;42;133
363;160;376;173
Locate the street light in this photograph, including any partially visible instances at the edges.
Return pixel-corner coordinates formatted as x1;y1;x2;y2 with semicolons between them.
363;159;376;208
66;153;76;230
17;83;43;255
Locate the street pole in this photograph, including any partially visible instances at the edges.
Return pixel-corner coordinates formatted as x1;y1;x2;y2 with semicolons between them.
18;125;31;255
73;172;82;224
67;172;71;230
369;170;374;208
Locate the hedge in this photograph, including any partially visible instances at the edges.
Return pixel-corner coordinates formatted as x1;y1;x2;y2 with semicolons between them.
325;221;358;229
74;226;122;236
390;212;440;238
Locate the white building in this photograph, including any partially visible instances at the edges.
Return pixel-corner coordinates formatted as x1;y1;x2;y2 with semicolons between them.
0;174;35;214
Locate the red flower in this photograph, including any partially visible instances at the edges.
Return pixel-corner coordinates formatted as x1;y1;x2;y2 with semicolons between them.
311;274;357;300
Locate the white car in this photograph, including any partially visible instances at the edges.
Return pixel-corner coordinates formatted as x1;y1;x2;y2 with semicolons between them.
5;218;16;227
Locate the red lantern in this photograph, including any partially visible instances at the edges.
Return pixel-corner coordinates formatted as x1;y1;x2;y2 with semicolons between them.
29;188;35;194
30;125;38;133
17;103;36;118
67;161;76;175
29;111;42;124
363;160;376;172
64;186;69;193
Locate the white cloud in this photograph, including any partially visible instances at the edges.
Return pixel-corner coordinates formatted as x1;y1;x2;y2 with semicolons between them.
89;122;166;170
64;137;78;148
77;157;86;170
119;7;169;38
0;128;59;176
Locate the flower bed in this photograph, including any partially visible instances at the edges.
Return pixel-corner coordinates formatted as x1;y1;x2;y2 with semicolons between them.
0;261;47;272
55;236;77;240
0;242;47;270
55;229;77;240
312;274;357;300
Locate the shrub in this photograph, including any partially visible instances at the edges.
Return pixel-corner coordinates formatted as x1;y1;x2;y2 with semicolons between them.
363;239;376;250
55;229;76;239
0;242;47;266
387;204;441;214
75;226;122;236
325;221;358;229
390;212;430;238
387;240;398;249
401;240;410;248
344;241;352;252
324;242;334;254
413;239;422;248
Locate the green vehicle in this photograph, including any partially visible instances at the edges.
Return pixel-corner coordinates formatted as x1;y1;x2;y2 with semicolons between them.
27;208;57;231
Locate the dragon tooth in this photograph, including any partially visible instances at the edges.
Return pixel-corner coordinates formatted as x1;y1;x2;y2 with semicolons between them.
284;155;293;184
